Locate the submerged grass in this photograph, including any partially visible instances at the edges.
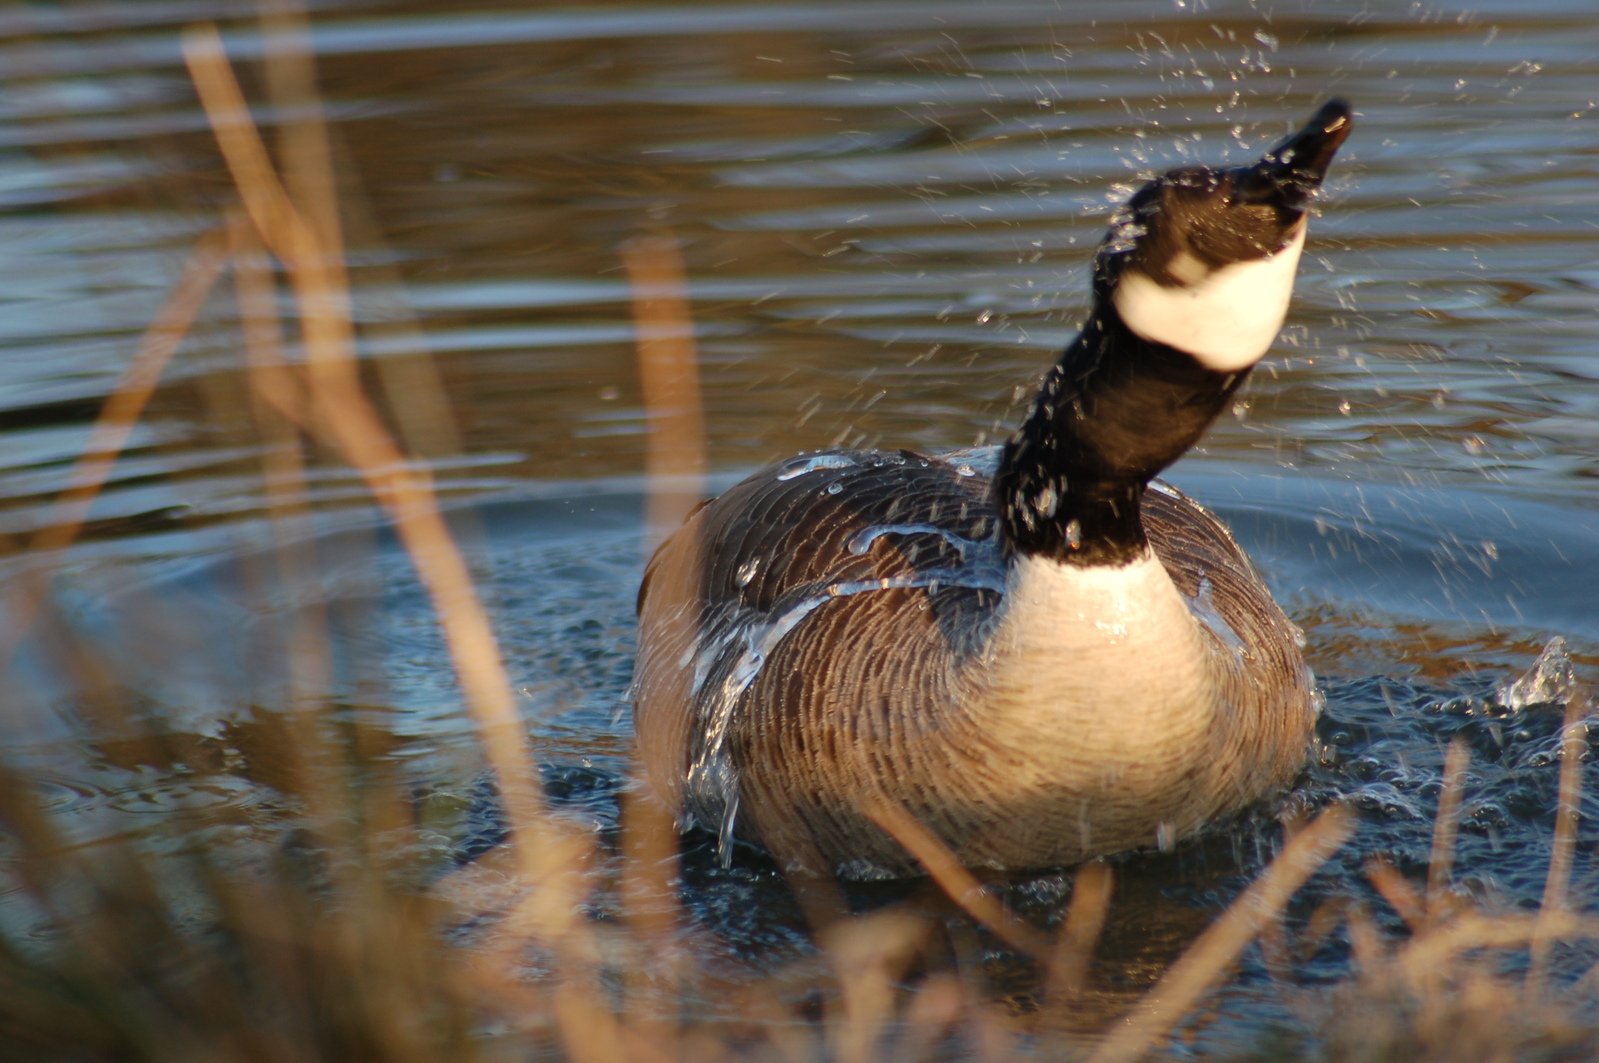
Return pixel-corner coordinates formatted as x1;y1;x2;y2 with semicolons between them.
3;6;1599;1060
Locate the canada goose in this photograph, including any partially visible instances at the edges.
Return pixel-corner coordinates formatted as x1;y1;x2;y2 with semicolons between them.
632;100;1353;877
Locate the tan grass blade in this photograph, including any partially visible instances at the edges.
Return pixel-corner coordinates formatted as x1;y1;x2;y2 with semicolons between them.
1400;910;1599;986
866;799;1052;958
182;23;583;940
1044;860;1114;1003
260;0;463;461
0;224;229;671
1087;806;1352;1063
1366;857;1425;932
820;910;929;1063
1532;677;1593;984
624;232;707;551
1426;736;1469;916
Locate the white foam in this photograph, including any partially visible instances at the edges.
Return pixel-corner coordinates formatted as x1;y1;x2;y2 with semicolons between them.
1113;225;1306;372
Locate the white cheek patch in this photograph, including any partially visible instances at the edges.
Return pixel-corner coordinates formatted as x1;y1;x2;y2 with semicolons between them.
1113;226;1307;372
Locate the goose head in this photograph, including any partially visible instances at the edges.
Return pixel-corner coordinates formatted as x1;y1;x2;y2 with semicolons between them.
997;101;1353;564
1098;99;1353;372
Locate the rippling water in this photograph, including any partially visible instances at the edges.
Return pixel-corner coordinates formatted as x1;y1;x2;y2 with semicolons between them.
3;0;1597;1053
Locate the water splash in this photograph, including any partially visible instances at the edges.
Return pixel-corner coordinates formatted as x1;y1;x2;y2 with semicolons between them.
1187;574;1248;659
735;556;760;586
680;473;1011;844
715;784;740;868
847;522;980;558
775;452;860;480
938;444;1002;478
1499;636;1579;710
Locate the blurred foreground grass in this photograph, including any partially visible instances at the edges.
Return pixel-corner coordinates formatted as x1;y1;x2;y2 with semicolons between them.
3;6;1599;1061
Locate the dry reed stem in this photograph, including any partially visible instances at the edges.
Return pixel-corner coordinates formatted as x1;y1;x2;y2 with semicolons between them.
182;25;578;939
893;973;966;1063
1087;805;1353;1063
262;0;463;462
617;784;685;1051
228;207;317;588
624;232;707;551
553;980;629;1063
866;800;1052;958
1294;894;1353;965
1426;736;1469;915
1532;678;1593;984
256;0;345;272
1044;860;1113;1003
1415;737;1471;1029
227;206;372;881
618;227;707;1048
1396;909;1599;986
1342;901;1389;977
820;910;928;1063
0;223;228;669
1366;857;1426;932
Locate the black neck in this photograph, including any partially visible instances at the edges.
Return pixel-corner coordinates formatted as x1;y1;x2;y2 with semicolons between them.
995;301;1247;565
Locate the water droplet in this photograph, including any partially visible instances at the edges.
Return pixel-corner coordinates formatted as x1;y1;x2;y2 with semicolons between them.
736;557;760;586
717;787;740;869
826;482;843;495
1065;519;1082;549
1156;822;1176;851
1338;400;1352;415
